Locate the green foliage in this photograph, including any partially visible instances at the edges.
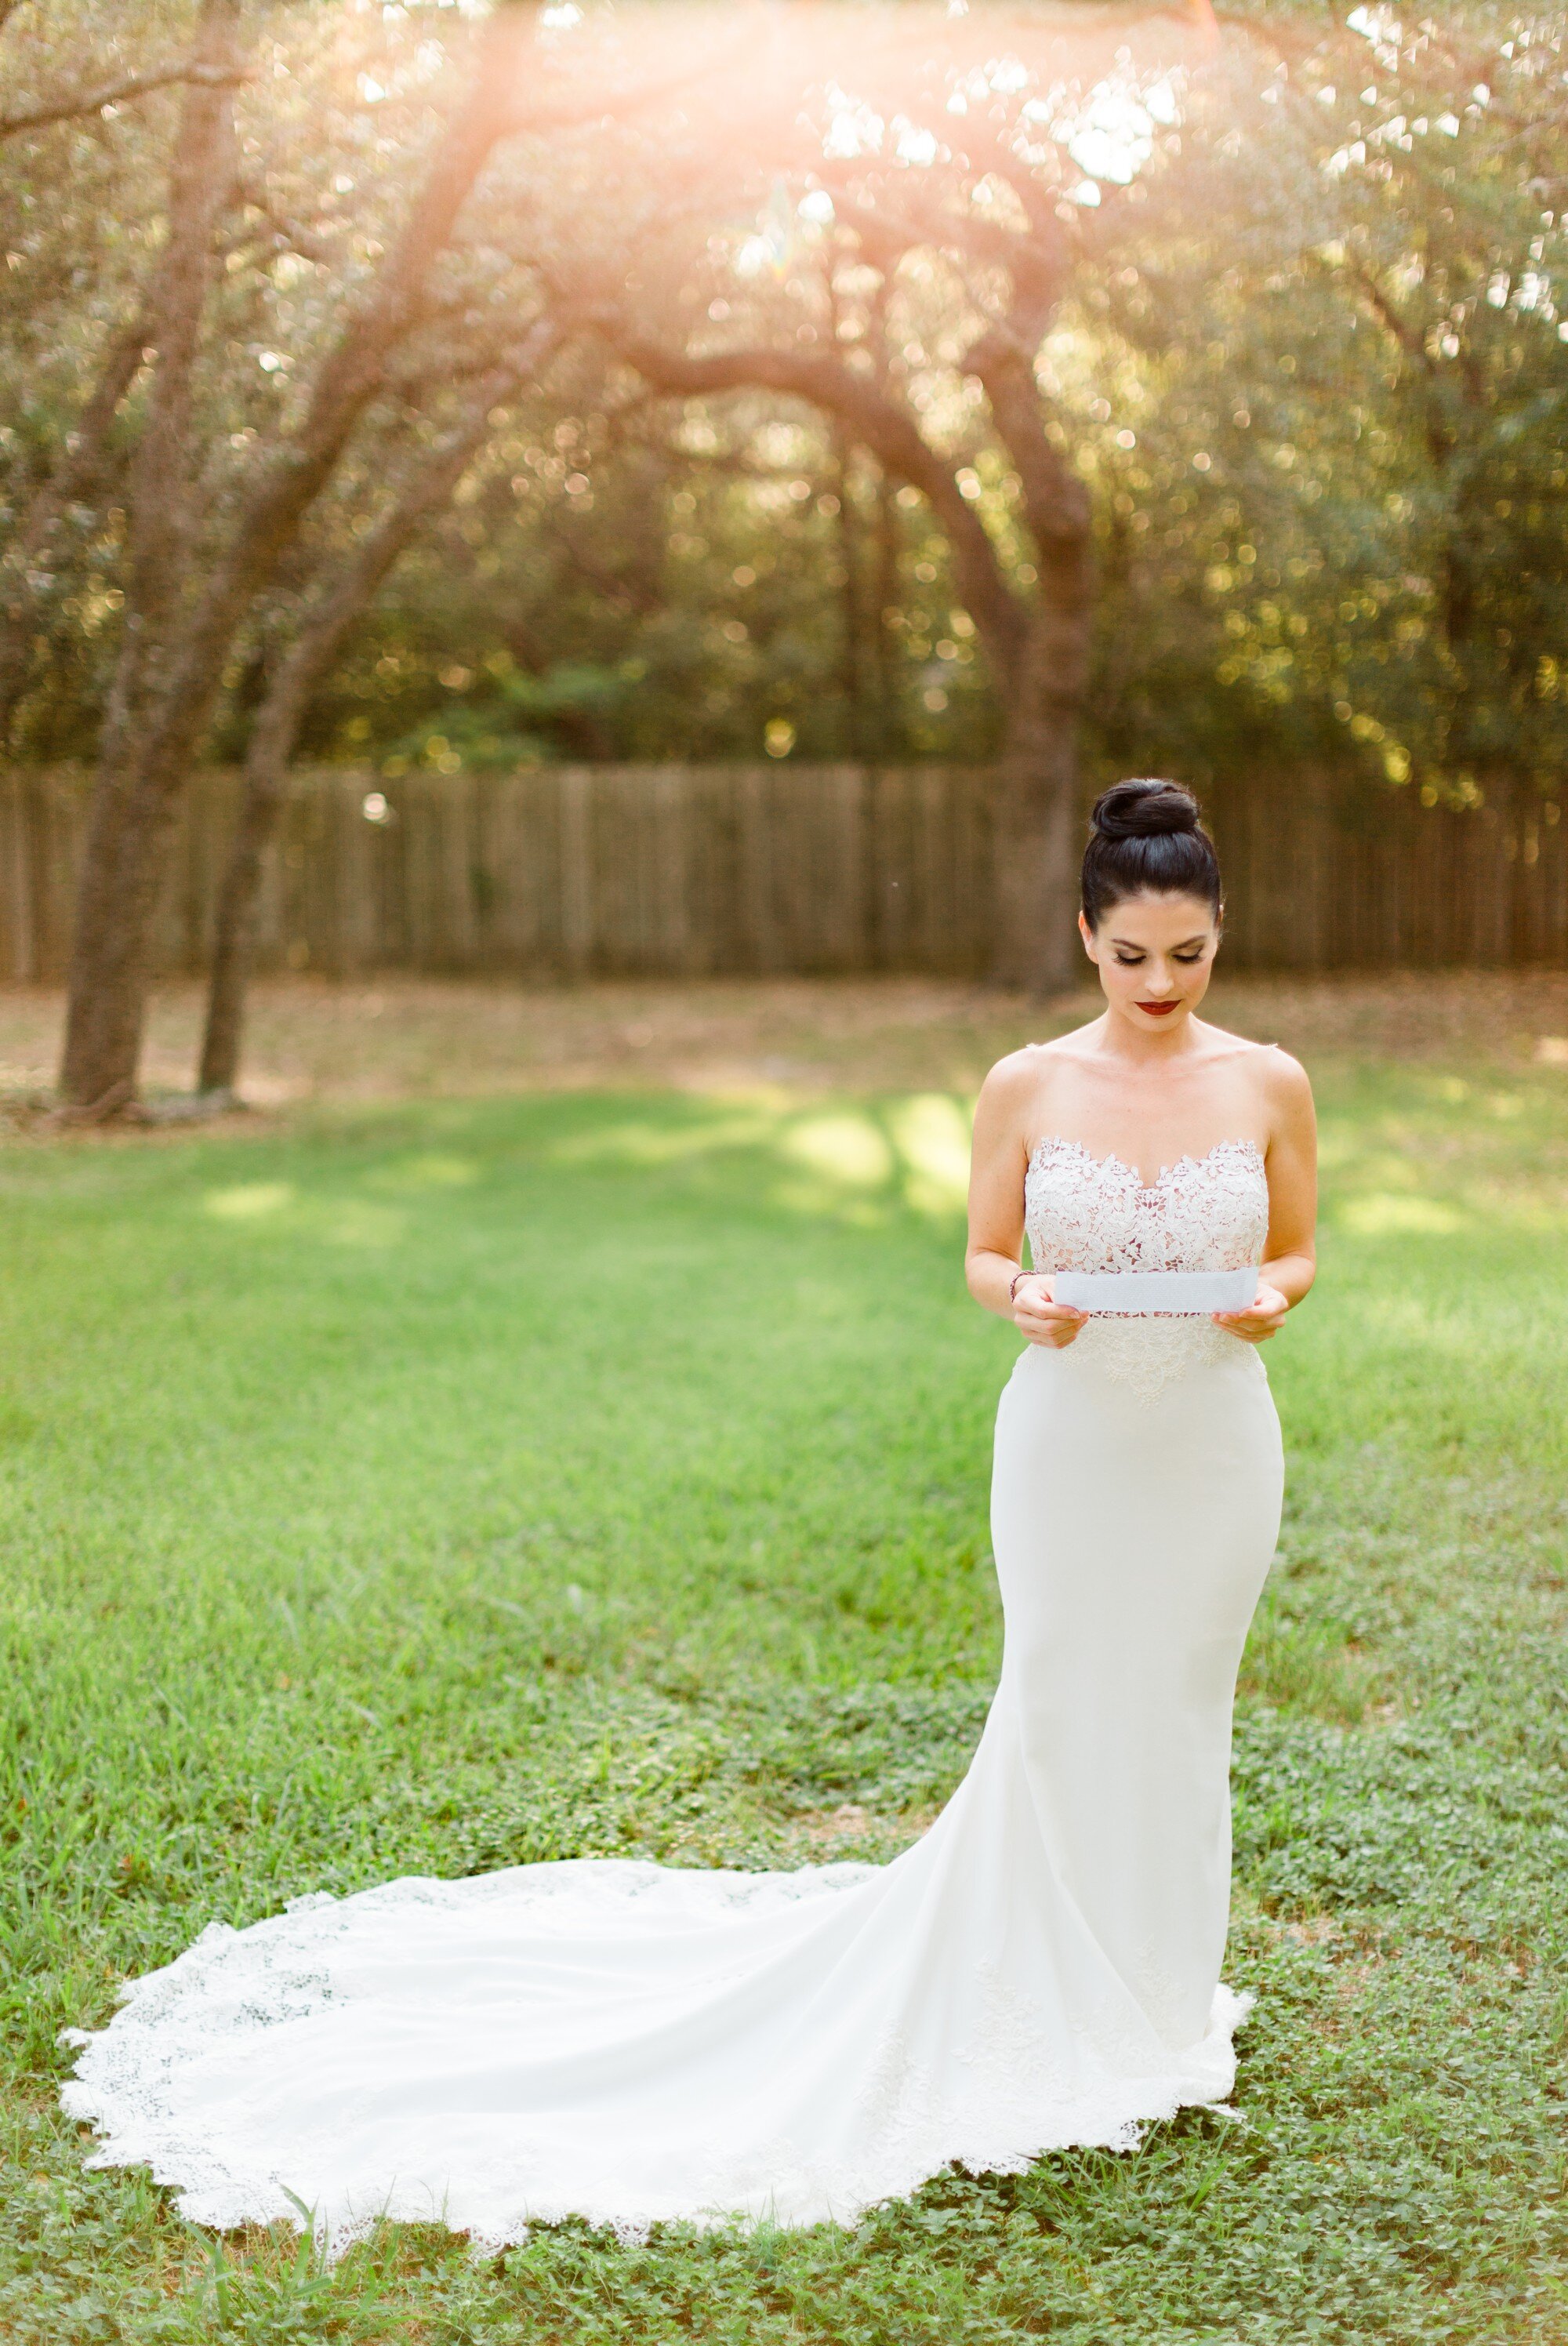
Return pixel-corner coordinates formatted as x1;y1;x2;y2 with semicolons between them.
0;1049;1565;2340
3;8;1562;795
376;656;647;775
1076;21;1568;802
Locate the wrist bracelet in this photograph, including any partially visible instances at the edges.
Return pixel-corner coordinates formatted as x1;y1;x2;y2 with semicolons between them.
1009;1266;1038;1302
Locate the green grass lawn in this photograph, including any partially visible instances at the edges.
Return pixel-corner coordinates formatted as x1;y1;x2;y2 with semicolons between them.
2;1052;1566;2344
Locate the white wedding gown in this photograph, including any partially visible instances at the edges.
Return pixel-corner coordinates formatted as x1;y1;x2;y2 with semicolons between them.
62;1138;1283;2253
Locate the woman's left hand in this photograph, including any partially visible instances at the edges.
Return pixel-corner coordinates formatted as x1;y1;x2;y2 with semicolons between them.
1213;1280;1290;1344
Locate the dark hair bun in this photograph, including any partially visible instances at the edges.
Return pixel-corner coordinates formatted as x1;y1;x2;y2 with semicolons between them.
1080;776;1221;928
1090;779;1201;842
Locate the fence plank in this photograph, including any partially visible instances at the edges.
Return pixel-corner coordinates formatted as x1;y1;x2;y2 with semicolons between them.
0;773;32;981
557;765;593;975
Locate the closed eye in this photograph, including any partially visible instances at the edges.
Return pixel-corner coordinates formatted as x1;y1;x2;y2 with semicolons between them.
1113;949;1206;966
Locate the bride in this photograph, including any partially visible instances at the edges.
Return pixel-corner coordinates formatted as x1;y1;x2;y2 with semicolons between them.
62;778;1317;2254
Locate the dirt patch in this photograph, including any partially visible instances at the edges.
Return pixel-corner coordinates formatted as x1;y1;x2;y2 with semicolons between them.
4;968;1567;1115
775;1801;937;1865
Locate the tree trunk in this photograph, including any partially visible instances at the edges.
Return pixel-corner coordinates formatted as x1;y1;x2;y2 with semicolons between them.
873;459;899;762
56;0;241;1111
992;706;1085;996
985;507;1093;993
196;707;293;1099
831;424;860;760
198;351;544;1094
967;306;1092;996
58;772;189;1109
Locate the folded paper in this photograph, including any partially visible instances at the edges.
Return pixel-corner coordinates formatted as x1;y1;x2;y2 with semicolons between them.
1050;1266;1261;1316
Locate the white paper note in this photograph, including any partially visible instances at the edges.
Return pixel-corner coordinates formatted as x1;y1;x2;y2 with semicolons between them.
1050;1266;1261;1316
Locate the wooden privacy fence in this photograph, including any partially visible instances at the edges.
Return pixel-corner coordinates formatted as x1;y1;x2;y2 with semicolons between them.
2;761;1566;982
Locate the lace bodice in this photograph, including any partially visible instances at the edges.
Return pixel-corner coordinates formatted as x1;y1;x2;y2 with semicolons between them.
1023;1138;1269;1400
1025;1137;1269;1277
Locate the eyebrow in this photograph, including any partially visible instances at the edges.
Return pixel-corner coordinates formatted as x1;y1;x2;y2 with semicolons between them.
1109;935;1209;950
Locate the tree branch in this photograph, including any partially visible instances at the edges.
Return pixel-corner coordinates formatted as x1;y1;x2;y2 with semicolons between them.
231;172;339;267
1341;255;1457;466
0;55;245;142
618;336;1028;675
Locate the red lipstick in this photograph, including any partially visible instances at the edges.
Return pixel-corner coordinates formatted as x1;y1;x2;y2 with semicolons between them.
1137;1001;1178;1017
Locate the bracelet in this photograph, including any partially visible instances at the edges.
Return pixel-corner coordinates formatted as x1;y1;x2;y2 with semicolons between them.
1009;1266;1040;1302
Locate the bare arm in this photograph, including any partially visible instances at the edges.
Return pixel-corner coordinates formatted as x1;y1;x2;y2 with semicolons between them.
1214;1049;1318;1344
964;1055;1087;1349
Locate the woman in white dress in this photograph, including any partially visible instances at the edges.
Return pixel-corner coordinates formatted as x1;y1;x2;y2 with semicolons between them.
62;779;1317;2255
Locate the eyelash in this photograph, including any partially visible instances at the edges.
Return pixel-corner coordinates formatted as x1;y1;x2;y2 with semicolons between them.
1114;952;1205;967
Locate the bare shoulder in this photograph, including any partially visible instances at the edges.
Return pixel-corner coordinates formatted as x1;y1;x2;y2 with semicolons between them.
1247;1040;1316;1153
975;1044;1048;1130
979;1028;1090;1099
1256;1041;1314;1116
975;1031;1091;1145
1198;1020;1312;1096
978;1044;1040;1100
1192;1022;1315;1148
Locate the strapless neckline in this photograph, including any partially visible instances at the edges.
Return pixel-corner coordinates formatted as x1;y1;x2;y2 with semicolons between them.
1025;1135;1265;1197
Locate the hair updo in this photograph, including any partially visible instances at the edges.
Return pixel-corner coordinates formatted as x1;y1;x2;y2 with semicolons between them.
1080;778;1222;930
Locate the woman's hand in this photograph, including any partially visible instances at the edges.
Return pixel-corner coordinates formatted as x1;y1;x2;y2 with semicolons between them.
1013;1274;1087;1349
1213;1280;1290;1345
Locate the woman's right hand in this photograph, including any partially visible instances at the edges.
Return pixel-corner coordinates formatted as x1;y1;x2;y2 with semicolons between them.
1012;1275;1087;1349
